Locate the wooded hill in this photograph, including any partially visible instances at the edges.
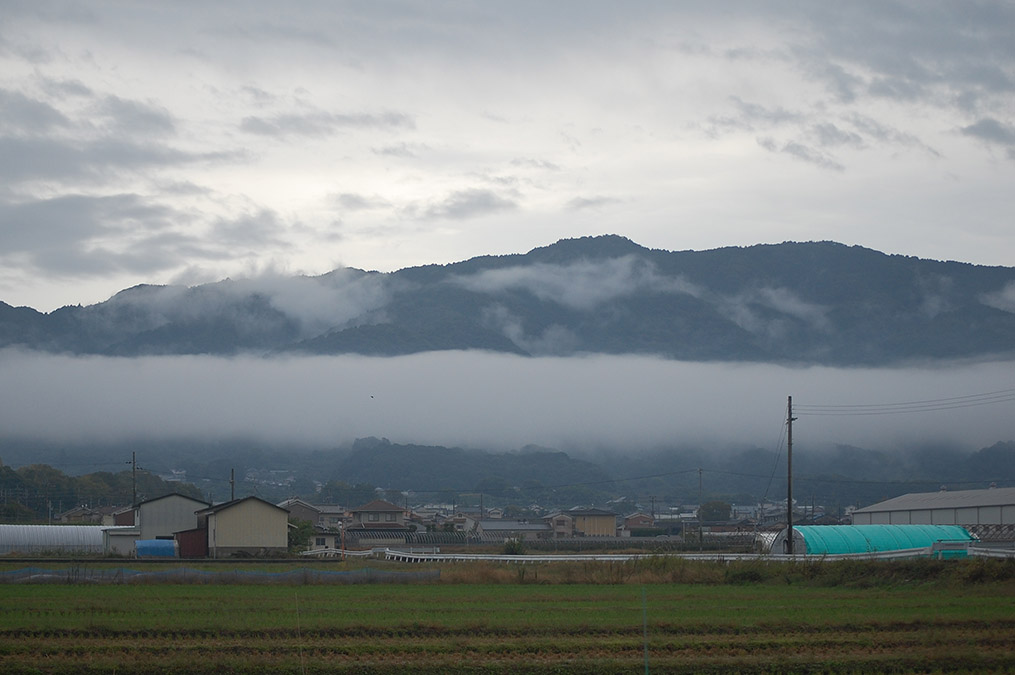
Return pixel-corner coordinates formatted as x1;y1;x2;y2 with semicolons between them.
3;236;1015;364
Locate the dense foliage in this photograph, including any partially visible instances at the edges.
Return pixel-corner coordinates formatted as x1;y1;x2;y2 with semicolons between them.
0;463;203;522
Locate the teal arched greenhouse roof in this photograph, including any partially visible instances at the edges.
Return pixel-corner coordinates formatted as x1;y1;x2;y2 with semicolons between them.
791;524;973;555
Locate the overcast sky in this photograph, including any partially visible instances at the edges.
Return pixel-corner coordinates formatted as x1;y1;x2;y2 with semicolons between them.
2;1;1014;312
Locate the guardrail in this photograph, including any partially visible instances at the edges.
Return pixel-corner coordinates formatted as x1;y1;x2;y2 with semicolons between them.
383;545;1012;563
304;544;1013;563
299;548;374;558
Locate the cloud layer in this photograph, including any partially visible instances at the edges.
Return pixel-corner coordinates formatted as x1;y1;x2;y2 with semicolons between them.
1;350;1011;453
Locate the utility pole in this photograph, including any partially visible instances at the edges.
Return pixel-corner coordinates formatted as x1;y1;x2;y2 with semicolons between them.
649;495;656;520
127;452;144;507
230;468;235;501
787;396;796;555
698;468;703;552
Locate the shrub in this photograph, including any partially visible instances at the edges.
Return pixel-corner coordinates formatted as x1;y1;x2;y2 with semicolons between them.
502;538;526;556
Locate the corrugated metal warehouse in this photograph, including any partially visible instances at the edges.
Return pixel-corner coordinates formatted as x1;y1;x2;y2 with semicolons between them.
772;524;974;556
851;487;1015;539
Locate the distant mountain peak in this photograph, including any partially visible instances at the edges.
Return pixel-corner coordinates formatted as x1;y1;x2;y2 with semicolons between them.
527;234;648;260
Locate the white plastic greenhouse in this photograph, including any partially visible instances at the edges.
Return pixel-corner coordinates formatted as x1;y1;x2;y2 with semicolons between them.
0;524;108;555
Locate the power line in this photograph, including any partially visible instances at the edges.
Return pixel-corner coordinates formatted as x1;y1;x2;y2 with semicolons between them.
761;411;788;503
795;388;1015;416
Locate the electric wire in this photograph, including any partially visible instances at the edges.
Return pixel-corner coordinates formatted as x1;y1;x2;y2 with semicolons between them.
761;414;787;503
795;387;1015;416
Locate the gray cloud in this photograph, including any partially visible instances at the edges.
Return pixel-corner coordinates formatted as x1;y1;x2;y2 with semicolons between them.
240;111;414;138
757;137;845;171
730;96;803;127
37;77;94;98
961;118;1015;155
95;95;175;136
421;188;518;220
0;193;194;276
1;351;1012;453
481;304;580;356
510;157;561;171
980;281;1015;314
0;136;242;185
565;195;622;211
719;287;832;338
810;122;864;149
100;267;392;339
208;208;292;251
0;88;71;132
372;142;425;158
331;192;391;211
451;256;700;311
0;193;299;280
240;85;278;107
795;2;1015;113
844;113;937;154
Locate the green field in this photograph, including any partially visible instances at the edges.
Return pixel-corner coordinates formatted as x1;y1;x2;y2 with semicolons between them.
2;559;1015;673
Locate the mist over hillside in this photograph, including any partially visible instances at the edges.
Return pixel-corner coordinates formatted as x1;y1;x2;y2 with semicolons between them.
4;236;1015;364
2;434;1012;510
1;237;1013;505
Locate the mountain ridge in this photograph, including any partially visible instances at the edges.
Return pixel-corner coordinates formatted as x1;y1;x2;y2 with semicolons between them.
3;236;1015;365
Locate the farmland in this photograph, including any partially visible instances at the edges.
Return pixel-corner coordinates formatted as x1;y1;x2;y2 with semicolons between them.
1;558;1014;673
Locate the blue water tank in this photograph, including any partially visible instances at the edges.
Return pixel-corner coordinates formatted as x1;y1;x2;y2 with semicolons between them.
135;539;178;558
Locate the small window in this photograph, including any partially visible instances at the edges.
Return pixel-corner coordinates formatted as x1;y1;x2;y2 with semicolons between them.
315;537;325;546
385;513;396;522
369;513;379;521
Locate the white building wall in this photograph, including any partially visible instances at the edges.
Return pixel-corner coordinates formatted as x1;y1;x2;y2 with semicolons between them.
889;511;911;524
910;510;933;525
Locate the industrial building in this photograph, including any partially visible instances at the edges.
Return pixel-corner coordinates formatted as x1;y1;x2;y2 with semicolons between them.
851;486;1015;540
